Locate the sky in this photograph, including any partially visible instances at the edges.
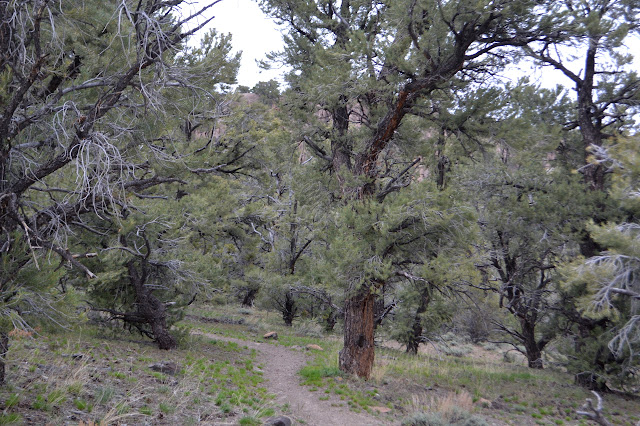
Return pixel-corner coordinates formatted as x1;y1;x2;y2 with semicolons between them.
189;1;640;92
189;0;286;87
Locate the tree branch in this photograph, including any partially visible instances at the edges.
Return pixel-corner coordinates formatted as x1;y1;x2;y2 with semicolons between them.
576;391;612;426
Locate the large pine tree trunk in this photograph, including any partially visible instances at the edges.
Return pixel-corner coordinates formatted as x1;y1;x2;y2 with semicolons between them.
339;287;375;379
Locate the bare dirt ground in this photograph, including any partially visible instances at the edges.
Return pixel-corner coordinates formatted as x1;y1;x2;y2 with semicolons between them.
199;332;384;426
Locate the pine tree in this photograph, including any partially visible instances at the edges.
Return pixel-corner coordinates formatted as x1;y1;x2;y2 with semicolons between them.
562;136;640;389
258;0;563;378
0;0;235;379
524;1;640;192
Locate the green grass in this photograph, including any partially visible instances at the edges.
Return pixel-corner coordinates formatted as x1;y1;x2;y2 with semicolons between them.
0;320;278;425
159;402;175;414
73;398;92;411
31;395;48;411
4;394;19;408
6;304;632;426
299;365;343;386
0;413;21;425
109;371;126;380
95;387;115;404
190;304;640;425
239;416;261;426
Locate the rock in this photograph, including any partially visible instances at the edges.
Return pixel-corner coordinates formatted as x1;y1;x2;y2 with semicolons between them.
263;416;292;426
306;344;323;351
371;406;392;413
263;331;278;340
148;361;179;375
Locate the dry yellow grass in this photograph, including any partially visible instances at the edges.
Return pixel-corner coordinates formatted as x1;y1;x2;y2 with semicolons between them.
369;358;390;384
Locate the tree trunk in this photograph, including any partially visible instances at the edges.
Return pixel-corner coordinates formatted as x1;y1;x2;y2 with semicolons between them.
521;319;543;369
436;155;450;190
150;315;177;350
373;289;385;329
339;287;375;379
406;322;421;355
0;331;8;385
325;310;337;332
576;39;606;192
406;288;430;355
128;260;177;350
331;95;353;190
282;291;297;326
435;129;449;190
242;288;258;307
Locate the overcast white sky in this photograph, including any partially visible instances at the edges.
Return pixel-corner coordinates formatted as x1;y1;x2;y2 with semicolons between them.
190;0;285;87
189;1;639;92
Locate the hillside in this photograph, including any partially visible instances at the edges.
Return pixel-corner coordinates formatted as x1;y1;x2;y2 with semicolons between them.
1;306;638;425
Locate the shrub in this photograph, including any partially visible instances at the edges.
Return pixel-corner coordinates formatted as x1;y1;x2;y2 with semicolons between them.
401;412;446;426
453;306;494;343
503;351;517;363
401;410;489;426
294;321;324;338
441;344;473;357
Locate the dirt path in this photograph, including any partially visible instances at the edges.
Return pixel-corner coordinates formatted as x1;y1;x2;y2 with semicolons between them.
199;332;384;426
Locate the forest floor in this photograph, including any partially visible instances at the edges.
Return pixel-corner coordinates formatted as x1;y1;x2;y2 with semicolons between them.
187;305;640;426
0;304;639;425
194;330;382;425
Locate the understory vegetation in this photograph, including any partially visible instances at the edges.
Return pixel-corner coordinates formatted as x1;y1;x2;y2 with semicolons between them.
0;321;272;425
3;306;638;424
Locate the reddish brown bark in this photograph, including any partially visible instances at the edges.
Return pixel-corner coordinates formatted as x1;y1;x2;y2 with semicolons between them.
358;89;411;178
339;287;375;379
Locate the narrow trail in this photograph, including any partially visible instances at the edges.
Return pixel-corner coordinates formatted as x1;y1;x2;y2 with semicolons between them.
199;332;384;426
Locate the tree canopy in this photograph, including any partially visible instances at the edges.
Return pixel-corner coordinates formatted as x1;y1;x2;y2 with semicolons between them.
1;0;639;391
